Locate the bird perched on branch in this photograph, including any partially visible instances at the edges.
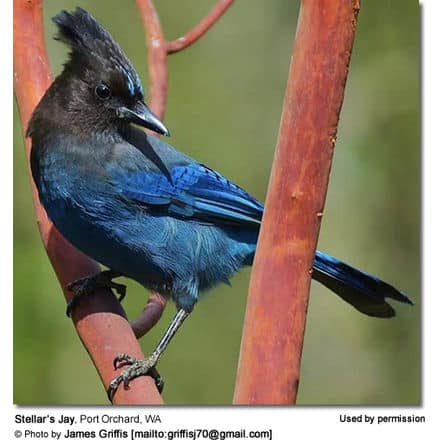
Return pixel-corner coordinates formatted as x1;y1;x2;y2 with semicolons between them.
27;8;413;400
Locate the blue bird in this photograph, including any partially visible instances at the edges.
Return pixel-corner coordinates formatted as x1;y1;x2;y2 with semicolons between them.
27;8;413;399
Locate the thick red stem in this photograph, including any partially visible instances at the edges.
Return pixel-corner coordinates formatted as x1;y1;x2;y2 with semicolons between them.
233;0;360;404
13;0;163;405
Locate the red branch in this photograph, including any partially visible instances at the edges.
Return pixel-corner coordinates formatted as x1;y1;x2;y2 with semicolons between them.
131;0;235;342
233;0;361;404
130;0;171;338
135;0;234;118
166;0;235;54
14;0;162;405
135;0;168;119
131;292;168;339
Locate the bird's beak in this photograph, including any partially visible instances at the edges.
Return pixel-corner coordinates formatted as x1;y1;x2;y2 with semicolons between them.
117;102;170;136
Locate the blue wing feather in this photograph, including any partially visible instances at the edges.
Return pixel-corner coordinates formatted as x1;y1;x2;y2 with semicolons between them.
111;163;263;227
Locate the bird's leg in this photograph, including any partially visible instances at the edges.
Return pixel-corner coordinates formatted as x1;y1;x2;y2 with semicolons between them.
66;269;126;317
107;308;190;401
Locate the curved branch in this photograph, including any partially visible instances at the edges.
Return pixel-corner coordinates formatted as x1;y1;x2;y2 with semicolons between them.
132;0;170;338
233;0;361;404
132;0;235;346
130;0;235;342
166;0;235;54
13;0;163;405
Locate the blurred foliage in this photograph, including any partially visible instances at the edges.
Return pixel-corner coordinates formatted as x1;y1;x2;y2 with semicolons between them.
14;0;419;405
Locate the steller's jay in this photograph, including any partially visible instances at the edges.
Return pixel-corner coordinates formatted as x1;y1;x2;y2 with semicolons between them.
27;8;413;399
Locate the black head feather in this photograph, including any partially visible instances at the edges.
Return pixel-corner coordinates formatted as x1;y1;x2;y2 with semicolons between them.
27;8;170;139
53;7;143;98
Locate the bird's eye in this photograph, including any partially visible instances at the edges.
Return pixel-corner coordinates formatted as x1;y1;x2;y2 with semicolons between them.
95;83;111;100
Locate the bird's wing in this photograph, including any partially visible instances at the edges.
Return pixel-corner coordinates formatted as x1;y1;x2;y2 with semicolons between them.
110;162;263;227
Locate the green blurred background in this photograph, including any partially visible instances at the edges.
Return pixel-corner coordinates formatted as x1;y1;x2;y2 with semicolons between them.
13;0;420;405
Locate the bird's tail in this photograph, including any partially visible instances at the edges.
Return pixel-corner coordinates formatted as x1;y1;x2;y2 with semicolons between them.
312;250;414;318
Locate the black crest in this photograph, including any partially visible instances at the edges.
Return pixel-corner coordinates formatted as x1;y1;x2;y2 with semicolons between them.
53;8;143;97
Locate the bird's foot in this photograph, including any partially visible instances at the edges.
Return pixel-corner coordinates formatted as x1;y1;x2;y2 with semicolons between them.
66;270;126;317
107;352;164;402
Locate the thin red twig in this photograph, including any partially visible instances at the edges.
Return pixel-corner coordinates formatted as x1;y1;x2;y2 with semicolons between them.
233;0;361;404
166;0;235;54
135;0;168;119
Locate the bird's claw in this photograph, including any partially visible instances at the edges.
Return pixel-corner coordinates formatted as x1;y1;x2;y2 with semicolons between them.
65;272;126;317
112;353;136;369
111;281;126;302
66;277;96;317
107;353;164;402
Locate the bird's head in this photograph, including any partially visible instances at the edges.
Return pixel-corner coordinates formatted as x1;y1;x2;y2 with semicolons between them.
28;8;169;138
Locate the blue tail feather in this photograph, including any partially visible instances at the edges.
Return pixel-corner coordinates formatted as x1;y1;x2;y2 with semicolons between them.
312;250;414;318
